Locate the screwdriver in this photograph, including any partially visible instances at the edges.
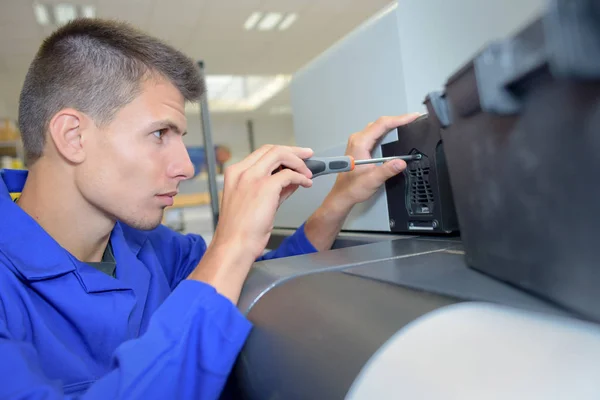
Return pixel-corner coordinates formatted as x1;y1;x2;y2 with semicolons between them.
276;154;422;178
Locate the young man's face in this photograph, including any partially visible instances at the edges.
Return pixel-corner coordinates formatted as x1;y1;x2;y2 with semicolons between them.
77;76;195;230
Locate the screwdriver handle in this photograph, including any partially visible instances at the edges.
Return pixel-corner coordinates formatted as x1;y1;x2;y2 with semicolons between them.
303;156;355;178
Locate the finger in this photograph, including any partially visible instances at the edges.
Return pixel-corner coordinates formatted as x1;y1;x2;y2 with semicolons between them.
254;146;314;178
368;159;407;183
231;144;275;172
355;113;422;151
270;169;313;192
222;145;275;187
279;184;300;207
225;145;312;184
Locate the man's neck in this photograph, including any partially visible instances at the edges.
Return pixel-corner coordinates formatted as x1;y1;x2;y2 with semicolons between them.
17;162;114;263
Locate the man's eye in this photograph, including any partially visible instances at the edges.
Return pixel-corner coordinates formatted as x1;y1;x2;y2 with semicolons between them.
152;130;165;139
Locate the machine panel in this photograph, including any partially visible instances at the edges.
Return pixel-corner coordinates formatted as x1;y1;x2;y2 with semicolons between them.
382;114;458;234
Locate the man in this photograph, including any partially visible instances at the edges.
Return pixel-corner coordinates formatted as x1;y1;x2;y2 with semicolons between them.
0;19;419;399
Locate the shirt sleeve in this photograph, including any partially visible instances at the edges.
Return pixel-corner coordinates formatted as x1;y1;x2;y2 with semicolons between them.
256;223;318;262
0;280;252;400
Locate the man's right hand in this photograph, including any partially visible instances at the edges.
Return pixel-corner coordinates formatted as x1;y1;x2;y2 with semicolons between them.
187;145;314;303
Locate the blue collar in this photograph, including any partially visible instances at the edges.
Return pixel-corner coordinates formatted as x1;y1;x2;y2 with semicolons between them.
0;169;77;280
0;168;28;196
0;169;147;290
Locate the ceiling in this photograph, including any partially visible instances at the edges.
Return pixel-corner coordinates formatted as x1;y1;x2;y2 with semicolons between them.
0;0;394;120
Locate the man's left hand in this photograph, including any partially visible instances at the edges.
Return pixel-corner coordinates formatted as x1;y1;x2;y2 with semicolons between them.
326;113;421;213
304;113;421;251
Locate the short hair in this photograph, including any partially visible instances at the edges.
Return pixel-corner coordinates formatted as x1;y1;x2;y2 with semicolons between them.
18;18;203;165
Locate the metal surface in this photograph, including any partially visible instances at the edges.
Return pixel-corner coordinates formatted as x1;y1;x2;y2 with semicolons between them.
197;61;220;230
354;154;422;165
246;119;255;153
239;237;459;315
234;271;459;400
266;228;457;251
345;248;570;318
234;237;574;399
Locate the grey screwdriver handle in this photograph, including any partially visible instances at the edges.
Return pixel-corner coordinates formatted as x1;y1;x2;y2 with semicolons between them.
304;156;354;178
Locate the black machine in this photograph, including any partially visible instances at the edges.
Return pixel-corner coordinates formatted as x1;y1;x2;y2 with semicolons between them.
426;0;600;322
382;114;459;234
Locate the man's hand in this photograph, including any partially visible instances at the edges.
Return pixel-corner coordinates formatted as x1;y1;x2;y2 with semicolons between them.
305;113;422;251
188;144;314;303
327;114;422;211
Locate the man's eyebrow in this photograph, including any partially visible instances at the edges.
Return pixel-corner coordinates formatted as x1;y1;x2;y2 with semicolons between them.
148;120;187;136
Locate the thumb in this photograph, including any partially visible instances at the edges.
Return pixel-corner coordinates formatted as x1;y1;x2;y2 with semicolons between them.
371;159;406;182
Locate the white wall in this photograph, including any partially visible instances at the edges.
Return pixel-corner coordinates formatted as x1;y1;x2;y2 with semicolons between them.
396;0;547;112
277;4;406;231
183;112;296;166
290;3;404;153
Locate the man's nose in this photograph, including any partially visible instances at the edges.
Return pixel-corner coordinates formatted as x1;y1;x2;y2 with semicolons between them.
167;141;195;181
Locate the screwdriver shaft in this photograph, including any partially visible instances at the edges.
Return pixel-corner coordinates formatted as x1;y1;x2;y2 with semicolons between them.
354;154;422;166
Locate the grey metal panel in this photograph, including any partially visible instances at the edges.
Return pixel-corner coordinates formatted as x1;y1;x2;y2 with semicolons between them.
234;271;459;400
238;237;460;315
266;228;421;251
344;249;570;318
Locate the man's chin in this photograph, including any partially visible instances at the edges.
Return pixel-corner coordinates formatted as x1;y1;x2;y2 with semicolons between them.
118;213;164;231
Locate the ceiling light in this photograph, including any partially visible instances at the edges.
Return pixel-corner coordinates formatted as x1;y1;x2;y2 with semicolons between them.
33;4;50;26
33;3;95;27
54;3;77;25
278;13;297;30
258;12;282;31
81;5;96;18
244;12;262;30
244;75;290;109
185;75;292;113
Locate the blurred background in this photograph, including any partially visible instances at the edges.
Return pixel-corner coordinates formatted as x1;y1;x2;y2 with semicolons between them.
0;0;545;242
0;0;394;239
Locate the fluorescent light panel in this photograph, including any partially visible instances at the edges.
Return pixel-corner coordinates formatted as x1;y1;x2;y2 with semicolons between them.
33;4;50;26
278;13;297;30
54;3;77;25
33;3;96;26
82;5;96;19
244;12;262;30
186;75;292;113
258;12;282;31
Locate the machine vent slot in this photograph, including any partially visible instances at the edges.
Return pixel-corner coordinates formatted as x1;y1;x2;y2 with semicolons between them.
409;167;434;204
405;152;434;215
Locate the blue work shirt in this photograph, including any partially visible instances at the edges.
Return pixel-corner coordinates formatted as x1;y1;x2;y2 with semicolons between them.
0;169;317;399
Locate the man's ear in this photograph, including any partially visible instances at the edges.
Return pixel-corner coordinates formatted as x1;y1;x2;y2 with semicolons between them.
48;108;88;164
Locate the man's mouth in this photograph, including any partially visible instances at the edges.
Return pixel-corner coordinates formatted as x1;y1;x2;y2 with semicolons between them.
155;191;177;207
157;191;178;197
